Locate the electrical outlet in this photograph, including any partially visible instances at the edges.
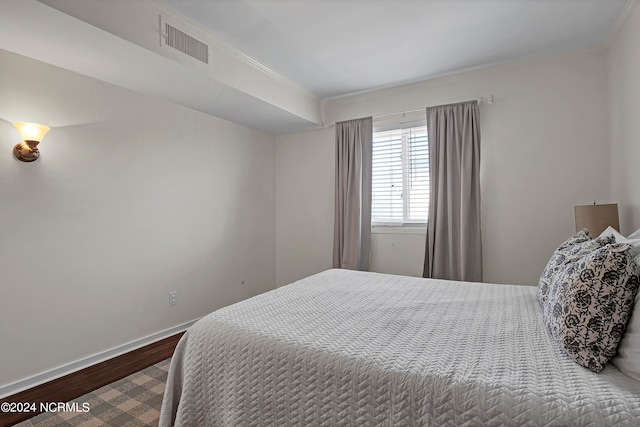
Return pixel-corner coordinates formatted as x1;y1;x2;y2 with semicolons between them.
169;291;178;306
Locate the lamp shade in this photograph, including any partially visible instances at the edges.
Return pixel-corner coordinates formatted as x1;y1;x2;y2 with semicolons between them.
13;122;50;142
574;203;619;237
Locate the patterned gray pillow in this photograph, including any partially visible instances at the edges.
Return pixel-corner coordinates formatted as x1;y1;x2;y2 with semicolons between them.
543;243;640;372
556;229;591;252
537;230;613;306
544;234;616;307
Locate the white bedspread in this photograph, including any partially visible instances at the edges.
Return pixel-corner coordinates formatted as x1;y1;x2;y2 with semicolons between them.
159;269;640;426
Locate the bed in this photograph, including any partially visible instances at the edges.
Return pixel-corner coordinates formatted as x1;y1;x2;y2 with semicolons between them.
159;268;640;426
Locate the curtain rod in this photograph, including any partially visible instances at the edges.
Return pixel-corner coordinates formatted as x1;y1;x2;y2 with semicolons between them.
323;95;493;128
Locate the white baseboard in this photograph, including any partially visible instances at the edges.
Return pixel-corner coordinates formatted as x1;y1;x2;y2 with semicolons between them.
0;318;199;399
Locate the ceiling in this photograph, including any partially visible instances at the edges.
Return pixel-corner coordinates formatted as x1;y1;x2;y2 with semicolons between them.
162;0;627;99
0;0;630;134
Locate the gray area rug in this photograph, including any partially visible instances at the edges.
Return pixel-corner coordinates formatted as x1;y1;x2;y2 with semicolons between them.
16;358;170;427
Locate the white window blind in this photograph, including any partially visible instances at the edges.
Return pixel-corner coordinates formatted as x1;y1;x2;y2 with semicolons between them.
372;119;429;226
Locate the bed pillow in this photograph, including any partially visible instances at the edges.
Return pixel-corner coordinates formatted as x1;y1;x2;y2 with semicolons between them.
543;234;615;306
600;226;640;263
614;306;640;381
628;228;640;240
609;227;640;380
536;230;612;306
543;243;640;373
627;227;640;266
537;230;590;305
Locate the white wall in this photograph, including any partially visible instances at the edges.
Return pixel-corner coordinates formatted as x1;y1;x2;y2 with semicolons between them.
0;49;276;388
276;48;611;286
370;229;426;277
275;127;334;286
608;1;640;234
274;129;427;285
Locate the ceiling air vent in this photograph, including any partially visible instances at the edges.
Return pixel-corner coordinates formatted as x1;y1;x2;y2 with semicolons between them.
160;16;210;65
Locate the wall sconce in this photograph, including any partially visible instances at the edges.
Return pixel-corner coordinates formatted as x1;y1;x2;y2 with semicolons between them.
13;122;50;162
574;202;620;237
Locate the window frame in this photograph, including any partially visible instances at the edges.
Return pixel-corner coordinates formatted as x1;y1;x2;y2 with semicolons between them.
371;116;429;228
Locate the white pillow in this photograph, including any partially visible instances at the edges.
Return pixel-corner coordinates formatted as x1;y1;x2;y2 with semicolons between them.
628;227;640;240
599;226;640;262
604;226;640;380
615;309;640;381
628;227;640;265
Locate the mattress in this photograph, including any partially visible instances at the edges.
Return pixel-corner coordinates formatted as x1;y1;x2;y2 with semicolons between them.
159;269;640;426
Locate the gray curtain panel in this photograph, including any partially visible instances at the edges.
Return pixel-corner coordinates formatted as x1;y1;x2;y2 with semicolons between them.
333;117;373;271
423;101;482;282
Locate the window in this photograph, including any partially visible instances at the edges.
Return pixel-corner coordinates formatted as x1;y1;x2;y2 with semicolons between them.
372;120;429;226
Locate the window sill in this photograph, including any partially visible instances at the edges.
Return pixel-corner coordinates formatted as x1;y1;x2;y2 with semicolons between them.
371;226;426;235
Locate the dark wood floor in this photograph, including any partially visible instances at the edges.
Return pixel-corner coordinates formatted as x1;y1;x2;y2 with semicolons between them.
0;332;183;427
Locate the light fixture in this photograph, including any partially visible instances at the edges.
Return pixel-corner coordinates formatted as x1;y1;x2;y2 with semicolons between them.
13;122;50;162
574;202;620;237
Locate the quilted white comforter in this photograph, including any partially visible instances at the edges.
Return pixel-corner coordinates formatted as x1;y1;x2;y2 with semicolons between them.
159;269;640;426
